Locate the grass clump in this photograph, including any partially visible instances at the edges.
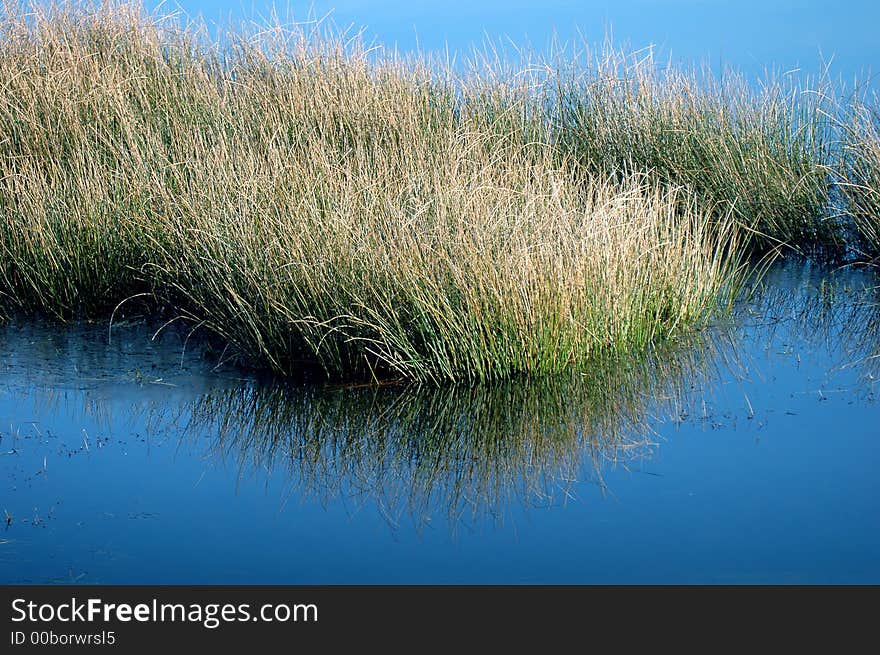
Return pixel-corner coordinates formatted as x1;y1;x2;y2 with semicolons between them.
551;43;841;255
0;1;744;382
840;96;880;260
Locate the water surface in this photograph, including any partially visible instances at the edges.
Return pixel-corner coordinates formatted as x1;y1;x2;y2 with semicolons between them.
160;0;880;81
1;261;878;583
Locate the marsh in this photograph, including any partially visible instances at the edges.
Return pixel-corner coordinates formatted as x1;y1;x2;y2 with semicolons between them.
1;2;879;584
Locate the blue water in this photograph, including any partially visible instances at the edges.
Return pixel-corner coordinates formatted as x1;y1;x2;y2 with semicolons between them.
1;261;878;583
156;0;880;81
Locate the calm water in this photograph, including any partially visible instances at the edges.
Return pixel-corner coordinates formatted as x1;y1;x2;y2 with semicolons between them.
1;261;878;583
159;0;880;81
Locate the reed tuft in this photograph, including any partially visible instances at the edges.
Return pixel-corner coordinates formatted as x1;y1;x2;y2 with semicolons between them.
0;1;750;381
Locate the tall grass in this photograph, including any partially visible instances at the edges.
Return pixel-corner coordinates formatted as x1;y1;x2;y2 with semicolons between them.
840;96;880;259
1;1;746;382
551;43;841;254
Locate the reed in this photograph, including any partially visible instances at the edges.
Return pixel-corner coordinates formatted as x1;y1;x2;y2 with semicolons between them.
551;42;842;254
1;1;746;381
839;95;880;259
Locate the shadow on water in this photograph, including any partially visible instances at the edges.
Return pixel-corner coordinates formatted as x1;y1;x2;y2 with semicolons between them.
155;350;712;529
734;262;880;390
0;260;878;582
3;324;719;529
